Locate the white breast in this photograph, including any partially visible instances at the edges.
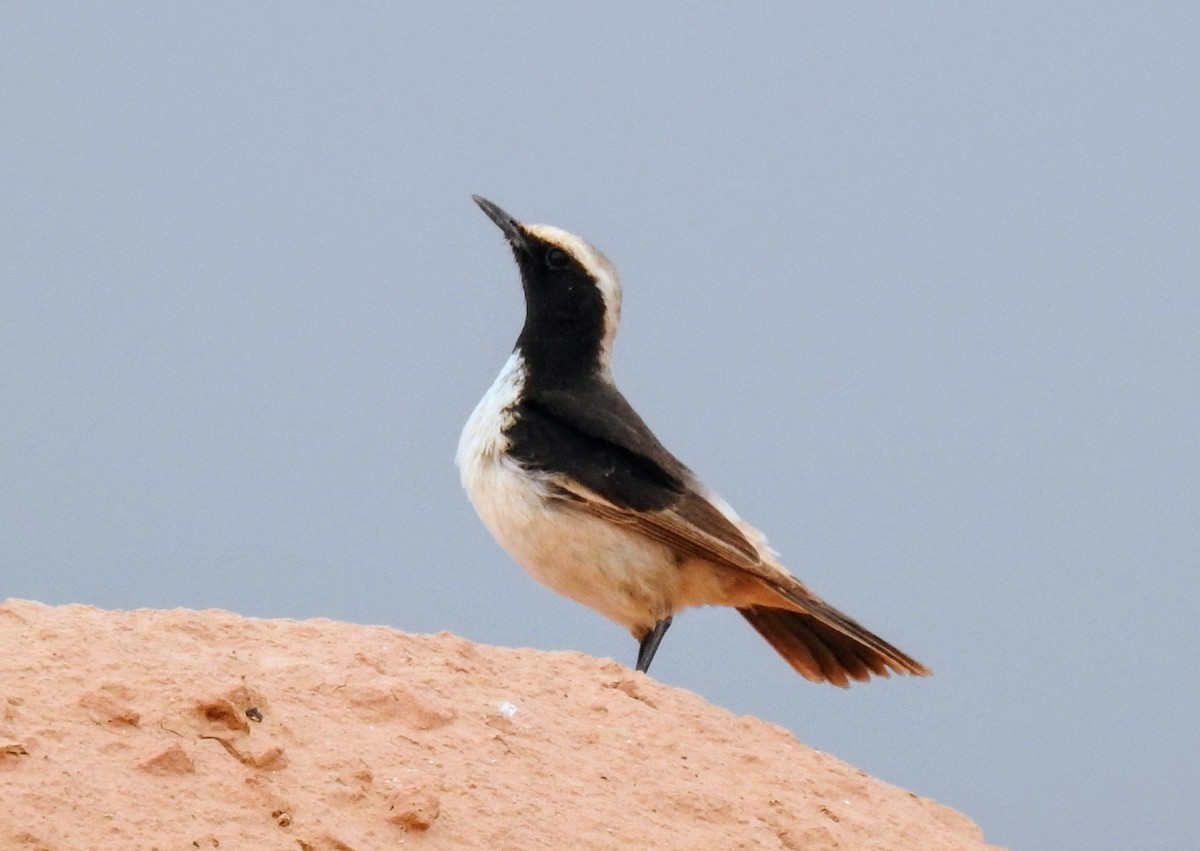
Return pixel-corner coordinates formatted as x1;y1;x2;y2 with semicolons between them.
456;351;525;478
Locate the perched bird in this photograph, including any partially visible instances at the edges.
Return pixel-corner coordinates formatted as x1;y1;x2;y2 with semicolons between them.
457;196;930;686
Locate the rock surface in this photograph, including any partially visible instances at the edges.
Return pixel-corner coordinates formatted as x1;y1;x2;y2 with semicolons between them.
0;599;999;849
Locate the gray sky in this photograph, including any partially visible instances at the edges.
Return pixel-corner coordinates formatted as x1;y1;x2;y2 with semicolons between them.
3;5;1197;849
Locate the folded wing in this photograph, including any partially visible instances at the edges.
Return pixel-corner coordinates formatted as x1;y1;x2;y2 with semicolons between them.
505;381;930;685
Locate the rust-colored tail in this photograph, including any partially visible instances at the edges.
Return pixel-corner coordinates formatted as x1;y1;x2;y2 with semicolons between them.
738;602;930;687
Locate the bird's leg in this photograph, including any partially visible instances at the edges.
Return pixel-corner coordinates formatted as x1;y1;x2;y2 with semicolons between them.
636;616;673;672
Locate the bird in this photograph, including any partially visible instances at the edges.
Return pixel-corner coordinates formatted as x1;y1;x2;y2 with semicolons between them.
457;196;930;687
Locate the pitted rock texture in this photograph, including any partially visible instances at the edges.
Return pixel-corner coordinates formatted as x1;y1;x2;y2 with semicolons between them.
0;599;999;850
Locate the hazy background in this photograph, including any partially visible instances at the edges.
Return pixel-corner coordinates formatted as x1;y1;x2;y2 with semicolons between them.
3;5;1196;849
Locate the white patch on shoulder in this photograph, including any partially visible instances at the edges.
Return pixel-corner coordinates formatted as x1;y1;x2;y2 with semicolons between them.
523;222;622;370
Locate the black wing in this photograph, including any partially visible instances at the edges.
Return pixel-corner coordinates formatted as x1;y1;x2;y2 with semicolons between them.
506;380;760;562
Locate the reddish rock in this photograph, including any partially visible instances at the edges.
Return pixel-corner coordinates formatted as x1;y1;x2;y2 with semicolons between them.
0;599;1001;850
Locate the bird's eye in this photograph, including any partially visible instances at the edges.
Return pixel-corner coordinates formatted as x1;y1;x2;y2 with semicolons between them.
545;247;569;270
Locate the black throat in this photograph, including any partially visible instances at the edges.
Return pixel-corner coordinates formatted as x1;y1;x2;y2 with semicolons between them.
512;245;608;389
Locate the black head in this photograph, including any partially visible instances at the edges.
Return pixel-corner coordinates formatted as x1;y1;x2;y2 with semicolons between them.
473;196;622;387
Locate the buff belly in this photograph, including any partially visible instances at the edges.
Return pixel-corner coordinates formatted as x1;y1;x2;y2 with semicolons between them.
462;449;681;634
